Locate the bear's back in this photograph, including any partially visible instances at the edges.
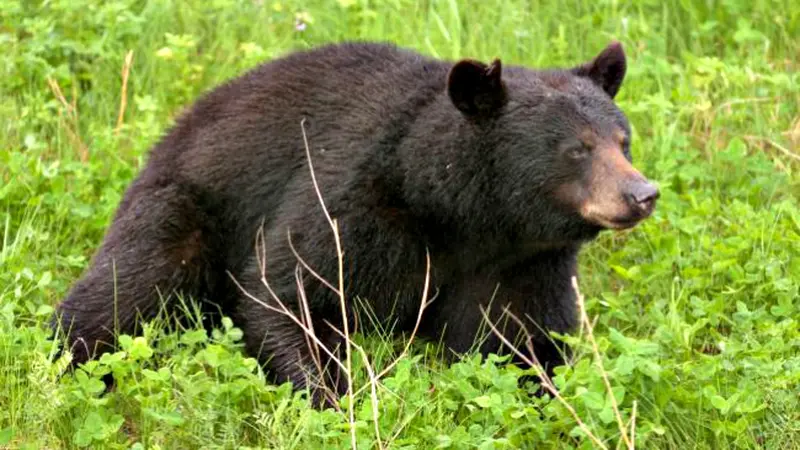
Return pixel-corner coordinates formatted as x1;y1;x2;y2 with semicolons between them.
131;42;450;273
146;42;447;187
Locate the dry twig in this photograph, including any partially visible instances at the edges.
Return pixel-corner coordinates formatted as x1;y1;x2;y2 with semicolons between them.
115;50;134;135
572;277;633;449
479;305;609;450
47;77;88;162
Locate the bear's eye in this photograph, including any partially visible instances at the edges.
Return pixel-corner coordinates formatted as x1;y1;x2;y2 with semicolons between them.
621;138;632;157
567;142;592;159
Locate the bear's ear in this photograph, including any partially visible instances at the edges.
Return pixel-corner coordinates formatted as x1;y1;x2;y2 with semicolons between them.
447;58;507;115
571;41;627;98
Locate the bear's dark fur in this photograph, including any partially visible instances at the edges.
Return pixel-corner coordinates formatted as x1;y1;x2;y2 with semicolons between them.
52;40;658;406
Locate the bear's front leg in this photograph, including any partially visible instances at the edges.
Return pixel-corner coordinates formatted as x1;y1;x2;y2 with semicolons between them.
232;259;348;409
493;246;581;376
424;245;580;379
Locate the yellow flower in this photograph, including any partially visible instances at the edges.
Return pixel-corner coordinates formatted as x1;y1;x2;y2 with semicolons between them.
155;47;173;59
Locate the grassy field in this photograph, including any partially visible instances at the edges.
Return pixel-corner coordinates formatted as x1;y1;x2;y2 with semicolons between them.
1;0;799;448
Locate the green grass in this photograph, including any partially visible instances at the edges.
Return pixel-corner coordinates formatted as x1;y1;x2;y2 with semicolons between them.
1;0;799;448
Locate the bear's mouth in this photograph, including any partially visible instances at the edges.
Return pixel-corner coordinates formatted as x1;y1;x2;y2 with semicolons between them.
578;196;655;231
580;198;656;231
589;215;644;230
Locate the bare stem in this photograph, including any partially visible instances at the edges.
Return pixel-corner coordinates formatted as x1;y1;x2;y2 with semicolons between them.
571;276;633;450
115;50;134;135
479;306;608;450
299;118;357;449
352;250;433;398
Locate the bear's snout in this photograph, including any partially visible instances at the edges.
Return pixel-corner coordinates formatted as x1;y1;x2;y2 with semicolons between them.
575;144;659;230
623;178;659;218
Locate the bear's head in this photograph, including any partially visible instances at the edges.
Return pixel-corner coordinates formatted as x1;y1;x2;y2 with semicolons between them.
446;41;659;242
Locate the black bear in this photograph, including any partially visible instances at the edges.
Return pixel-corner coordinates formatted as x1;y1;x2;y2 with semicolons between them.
51;40;658;405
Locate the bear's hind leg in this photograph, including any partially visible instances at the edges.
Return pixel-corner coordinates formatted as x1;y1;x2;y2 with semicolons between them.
51;183;215;368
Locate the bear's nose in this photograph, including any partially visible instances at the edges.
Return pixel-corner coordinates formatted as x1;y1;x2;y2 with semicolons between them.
625;179;659;214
